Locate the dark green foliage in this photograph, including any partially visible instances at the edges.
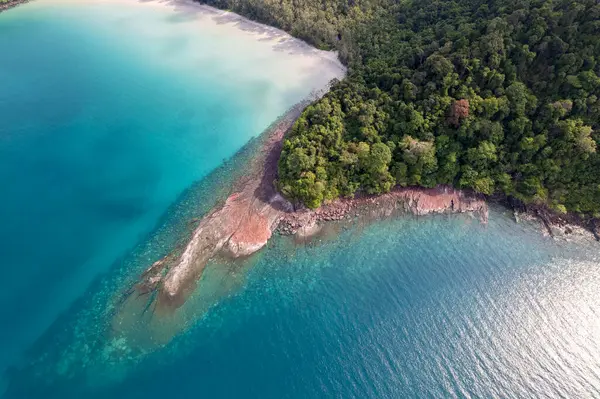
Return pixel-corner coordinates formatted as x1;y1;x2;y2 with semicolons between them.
198;0;383;54
201;0;600;213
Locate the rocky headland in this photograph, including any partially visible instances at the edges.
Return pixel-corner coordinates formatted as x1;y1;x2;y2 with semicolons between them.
127;102;490;314
124;90;598;315
130;103;303;311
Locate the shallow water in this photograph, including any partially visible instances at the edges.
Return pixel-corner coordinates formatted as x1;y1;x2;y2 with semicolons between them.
5;206;600;398
0;0;340;390
2;1;600;398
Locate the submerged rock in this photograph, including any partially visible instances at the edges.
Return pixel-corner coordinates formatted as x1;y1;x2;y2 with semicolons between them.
124;104;301;312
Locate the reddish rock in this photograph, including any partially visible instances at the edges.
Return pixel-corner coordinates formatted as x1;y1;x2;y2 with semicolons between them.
127;104;488;314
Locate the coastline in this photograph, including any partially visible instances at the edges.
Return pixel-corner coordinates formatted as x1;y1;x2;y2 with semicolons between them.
2;1;599;396
11;0;593;319
124;102;490;314
496;195;600;242
124;93;598;314
125;101;310;312
5;0;595;322
1;0;349;360
278;186;488;238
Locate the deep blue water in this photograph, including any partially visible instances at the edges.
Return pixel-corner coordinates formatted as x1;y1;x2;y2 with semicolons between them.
2;1;600;398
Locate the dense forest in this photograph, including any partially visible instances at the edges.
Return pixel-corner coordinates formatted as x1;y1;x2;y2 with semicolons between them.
201;0;600;215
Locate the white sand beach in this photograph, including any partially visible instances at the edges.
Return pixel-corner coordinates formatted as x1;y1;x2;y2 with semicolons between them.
33;0;346;97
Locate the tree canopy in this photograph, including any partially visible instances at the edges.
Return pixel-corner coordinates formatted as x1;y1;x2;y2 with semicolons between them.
201;0;600;215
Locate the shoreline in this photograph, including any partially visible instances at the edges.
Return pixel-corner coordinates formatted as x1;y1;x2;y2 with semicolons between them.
278;186;488;238
122;101;311;312
494;195;600;242
56;0;593;318
123;101;491;314
124;95;599;313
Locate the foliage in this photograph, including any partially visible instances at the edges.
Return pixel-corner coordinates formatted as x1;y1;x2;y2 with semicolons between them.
198;0;382;54
201;0;600;213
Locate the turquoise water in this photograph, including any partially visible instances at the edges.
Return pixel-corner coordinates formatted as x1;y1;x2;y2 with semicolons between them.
4;207;600;398
2;2;600;398
0;0;335;391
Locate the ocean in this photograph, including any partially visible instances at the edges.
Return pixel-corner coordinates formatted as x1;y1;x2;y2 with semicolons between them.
1;1;599;398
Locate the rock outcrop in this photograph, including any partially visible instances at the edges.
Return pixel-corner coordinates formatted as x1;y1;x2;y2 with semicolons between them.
130;104;301;311
279;186;488;237
126;106;489;313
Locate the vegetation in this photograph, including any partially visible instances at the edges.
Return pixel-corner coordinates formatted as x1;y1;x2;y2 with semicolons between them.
199;0;381;53
201;0;600;215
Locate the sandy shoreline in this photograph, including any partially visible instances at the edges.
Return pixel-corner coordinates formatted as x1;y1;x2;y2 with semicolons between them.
4;0;347;341
26;0;344;75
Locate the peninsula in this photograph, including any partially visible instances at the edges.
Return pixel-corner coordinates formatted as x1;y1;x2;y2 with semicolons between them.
124;0;600;313
132;101;488;312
